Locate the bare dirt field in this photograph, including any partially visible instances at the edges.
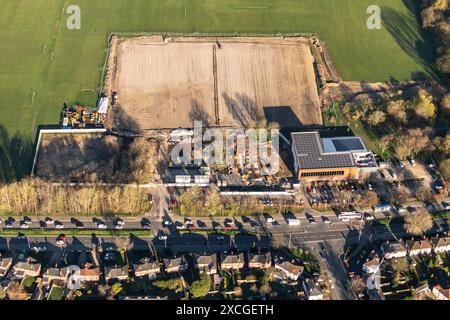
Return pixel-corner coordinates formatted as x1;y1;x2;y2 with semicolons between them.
107;36;322;130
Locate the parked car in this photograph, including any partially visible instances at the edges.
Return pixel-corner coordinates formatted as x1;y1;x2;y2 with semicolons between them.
114;224;123;230
55;223;64;229
116;218;125;226
17;234;26;240
264;214;274;224
308;217;317;224
409;158;416;166
56;234;66;246
45;217;54;225
23;217;32;225
97;222;107;229
363;213;374;221
322;216;331;224
20;223;29;229
442;202;450;210
163;220;172;227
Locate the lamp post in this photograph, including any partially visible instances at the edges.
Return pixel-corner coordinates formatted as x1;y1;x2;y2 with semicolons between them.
160;235;168;248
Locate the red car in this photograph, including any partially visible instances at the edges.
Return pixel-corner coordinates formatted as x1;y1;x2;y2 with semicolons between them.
56;234;66;246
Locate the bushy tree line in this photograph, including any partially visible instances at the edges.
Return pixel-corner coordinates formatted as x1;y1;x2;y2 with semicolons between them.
421;0;450;76
0;178;149;215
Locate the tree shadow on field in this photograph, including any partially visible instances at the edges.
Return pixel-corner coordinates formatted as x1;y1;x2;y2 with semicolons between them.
111;107;141;133
381;1;441;81
0;124;33;182
222;92;262;127
189;99;212;126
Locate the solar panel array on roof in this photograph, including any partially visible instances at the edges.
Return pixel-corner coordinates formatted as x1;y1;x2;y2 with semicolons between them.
332;137;365;152
292;132;355;170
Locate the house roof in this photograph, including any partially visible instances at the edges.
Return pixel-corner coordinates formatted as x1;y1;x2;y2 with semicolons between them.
249;252;271;265
277;261;304;275
163;256;186;269
104;266;128;278
363;257;380;268
13;261;41;273
433;285;450;299
133;261;160;273
304;279;323;297
382;241;407;254
431;236;450;248
291;132;357;170
195;253;217;266
406;239;432;251
78;267;100;277
44;267;69;278
221;253;244;264
0;256;12;269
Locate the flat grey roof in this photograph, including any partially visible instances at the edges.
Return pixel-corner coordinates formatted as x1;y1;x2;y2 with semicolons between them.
291;132;356;170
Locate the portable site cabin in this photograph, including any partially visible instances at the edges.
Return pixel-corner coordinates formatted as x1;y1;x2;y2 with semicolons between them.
97;97;109;114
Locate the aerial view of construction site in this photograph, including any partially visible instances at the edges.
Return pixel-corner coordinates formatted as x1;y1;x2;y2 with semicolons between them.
0;0;450;311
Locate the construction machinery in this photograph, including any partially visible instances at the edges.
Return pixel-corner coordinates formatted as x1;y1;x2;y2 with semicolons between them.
61;104;102;129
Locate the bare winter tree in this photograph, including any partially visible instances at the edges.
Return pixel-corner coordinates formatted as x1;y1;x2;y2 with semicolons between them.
6;281;30;300
404;211;433;236
348;276;366;299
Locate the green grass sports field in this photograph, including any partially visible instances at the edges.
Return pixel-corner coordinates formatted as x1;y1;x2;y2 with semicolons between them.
0;0;437;138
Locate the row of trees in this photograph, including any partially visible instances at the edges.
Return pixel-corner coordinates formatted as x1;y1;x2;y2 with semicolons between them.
0;178;149;215
421;0;450;76
178;185;279;217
